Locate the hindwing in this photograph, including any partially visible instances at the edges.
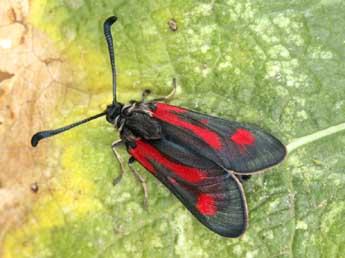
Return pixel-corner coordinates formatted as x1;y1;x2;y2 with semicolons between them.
127;137;248;237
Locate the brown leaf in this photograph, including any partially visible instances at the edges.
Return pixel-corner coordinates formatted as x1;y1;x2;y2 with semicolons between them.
0;1;67;253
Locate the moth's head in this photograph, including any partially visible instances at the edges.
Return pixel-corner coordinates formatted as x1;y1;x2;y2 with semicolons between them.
105;102;123;124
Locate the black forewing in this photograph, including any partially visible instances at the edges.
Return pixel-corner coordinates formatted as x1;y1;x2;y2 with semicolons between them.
152;103;286;174
127;136;248;237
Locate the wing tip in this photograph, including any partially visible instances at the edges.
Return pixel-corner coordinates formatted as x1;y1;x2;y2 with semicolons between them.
205;173;249;238
232;140;287;175
214;225;248;238
211;215;248;238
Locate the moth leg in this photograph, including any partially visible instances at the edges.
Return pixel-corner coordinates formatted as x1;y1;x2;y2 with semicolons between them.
141;89;152;102
128;157;149;210
152;78;176;102
111;140;126;186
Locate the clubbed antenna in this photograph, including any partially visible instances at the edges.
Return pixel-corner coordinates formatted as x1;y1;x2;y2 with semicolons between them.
103;16;118;103
31;112;107;147
31;16;120;147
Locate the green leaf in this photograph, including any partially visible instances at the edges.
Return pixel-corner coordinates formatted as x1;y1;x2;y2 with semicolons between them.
4;0;345;258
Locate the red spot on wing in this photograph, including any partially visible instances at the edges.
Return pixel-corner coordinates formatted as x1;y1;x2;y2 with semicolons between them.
231;128;255;145
153;103;222;150
196;194;217;216
129;139;206;183
129;144;155;172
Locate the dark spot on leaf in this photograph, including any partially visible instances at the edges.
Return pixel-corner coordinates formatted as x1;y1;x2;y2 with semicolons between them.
168;19;177;32
7;8;17;22
5;105;15;119
31;182;39;193
0;70;14;83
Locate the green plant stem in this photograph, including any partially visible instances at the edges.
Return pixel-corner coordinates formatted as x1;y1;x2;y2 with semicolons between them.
287;122;345;153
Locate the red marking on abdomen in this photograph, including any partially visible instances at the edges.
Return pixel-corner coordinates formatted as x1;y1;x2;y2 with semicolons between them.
231;128;255;145
129;139;206;183
154;103;188;113
153;103;222;150
196;194;217;216
200;118;208;125
169;177;177;184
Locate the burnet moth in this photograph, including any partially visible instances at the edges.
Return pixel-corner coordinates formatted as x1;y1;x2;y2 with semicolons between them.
31;16;286;237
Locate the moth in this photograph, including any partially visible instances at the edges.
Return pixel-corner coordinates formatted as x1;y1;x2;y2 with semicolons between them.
31;16;286;237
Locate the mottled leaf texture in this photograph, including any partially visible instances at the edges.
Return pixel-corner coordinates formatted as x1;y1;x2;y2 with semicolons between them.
3;0;345;258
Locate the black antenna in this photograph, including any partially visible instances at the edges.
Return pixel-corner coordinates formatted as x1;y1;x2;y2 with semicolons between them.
31;111;107;147
31;16;120;148
103;16;118;103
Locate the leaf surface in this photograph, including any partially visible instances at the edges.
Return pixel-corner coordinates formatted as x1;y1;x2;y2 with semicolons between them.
3;1;345;258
